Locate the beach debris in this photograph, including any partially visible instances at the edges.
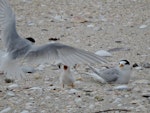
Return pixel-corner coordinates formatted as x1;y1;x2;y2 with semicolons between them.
95;50;112;57
71;16;88;23
22;66;36;73
139;25;148;29
143;63;150;68
0;107;12;113
5;79;14;83
49;38;60;41
113;85;130;91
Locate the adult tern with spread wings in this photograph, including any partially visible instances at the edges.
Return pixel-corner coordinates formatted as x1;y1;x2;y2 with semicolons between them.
0;0;107;79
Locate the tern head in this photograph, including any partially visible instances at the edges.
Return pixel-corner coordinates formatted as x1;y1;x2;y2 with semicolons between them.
119;60;131;70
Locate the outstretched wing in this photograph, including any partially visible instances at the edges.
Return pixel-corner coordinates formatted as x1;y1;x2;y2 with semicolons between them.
25;43;108;66
0;0;32;58
0;0;17;48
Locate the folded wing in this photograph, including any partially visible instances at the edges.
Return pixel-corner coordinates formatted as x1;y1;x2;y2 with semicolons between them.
89;66;119;82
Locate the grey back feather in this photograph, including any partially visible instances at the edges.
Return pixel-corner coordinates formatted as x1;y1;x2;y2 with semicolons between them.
89;66;119;82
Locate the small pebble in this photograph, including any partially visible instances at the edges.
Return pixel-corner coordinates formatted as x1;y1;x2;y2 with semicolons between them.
8;84;19;89
71;16;88;23
114;85;130;91
36;64;45;71
89;104;95;109
133;79;150;84
25;102;34;110
95;50;112;57
132;63;139;67
5;79;14;83
112;98;121;104
53;15;64;21
6;91;15;97
21;110;30;113
142;92;150;98
135;66;143;70
34;74;42;80
83;89;93;92
99;15;107;21
115;40;122;43
139;24;147;29
68;89;78;94
0;107;11;113
87;24;94;28
22;66;36;73
117;104;122;107
124;94;129;98
30;87;42;90
49;38;60;41
143;63;150;68
94;96;104;101
115;111;120;113
41;29;48;31
108;47;130;52
74;98;82;104
133;87;141;92
27;21;35;26
130;100;140;104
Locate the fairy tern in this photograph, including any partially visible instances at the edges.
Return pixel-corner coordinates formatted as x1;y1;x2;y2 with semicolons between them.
59;64;75;88
0;0;107;79
89;60;132;84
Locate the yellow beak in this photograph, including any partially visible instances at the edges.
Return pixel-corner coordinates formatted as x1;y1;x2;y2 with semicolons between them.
119;64;124;68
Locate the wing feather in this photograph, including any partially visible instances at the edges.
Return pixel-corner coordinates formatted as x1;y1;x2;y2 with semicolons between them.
89;66;119;82
25;43;107;66
99;68;119;82
0;0;31;56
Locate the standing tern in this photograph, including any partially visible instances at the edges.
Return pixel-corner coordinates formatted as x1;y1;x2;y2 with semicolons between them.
59;64;75;88
0;0;107;79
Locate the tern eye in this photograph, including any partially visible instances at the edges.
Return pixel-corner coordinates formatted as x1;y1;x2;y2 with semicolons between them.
58;65;61;69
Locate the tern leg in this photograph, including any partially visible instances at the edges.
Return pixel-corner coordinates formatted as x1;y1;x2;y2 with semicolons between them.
70;83;75;88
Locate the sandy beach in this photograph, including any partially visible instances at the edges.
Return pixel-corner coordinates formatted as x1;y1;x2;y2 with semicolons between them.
0;0;150;113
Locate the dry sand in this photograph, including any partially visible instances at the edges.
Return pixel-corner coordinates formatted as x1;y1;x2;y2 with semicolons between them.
0;0;150;113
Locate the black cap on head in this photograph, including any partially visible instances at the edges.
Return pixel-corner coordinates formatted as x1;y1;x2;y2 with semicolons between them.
120;60;130;65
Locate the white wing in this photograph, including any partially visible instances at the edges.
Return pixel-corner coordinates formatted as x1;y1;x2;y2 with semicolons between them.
25;43;108;66
0;0;16;48
0;0;32;57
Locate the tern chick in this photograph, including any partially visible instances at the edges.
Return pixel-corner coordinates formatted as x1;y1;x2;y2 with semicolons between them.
0;0;107;80
60;65;75;88
89;60;132;84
